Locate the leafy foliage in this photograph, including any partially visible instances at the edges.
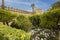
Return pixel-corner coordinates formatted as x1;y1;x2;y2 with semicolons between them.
31;3;35;13
38;34;45;38
0;25;31;40
29;14;41;28
0;9;17;25
11;15;32;32
40;8;60;29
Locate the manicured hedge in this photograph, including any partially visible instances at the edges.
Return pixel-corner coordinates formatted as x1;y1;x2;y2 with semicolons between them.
29;14;41;28
11;15;32;32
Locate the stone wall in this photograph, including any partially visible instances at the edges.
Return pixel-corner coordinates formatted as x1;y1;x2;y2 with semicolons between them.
0;6;42;15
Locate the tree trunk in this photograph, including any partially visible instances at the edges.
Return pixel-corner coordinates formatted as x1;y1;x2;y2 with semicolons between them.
55;16;60;40
59;31;60;40
3;22;5;25
55;30;60;40
6;21;9;26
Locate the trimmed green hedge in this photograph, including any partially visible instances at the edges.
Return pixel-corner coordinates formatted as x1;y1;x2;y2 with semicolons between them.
29;14;41;28
11;15;32;32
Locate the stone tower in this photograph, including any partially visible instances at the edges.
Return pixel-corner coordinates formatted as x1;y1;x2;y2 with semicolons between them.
35;8;42;14
2;0;5;9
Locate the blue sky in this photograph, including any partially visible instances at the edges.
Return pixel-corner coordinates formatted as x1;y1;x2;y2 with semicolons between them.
0;0;57;12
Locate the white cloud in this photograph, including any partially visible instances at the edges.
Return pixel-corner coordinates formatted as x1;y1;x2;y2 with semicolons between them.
4;0;48;7
4;0;49;12
5;0;12;2
5;0;31;6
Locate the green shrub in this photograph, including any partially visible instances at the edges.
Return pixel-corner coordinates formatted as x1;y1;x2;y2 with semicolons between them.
11;15;32;32
40;8;60;29
0;9;17;25
0;25;31;40
38;34;45;38
0;32;4;40
29;14;41;28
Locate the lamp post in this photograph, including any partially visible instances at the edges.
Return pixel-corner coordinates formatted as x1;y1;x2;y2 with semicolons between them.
2;0;5;9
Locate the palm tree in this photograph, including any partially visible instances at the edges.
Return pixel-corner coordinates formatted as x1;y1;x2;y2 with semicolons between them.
31;3;35;14
2;0;5;9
